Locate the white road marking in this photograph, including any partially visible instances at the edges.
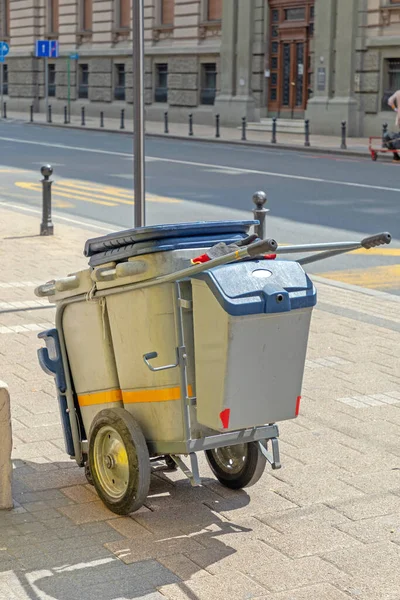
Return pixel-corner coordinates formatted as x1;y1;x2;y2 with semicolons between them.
0;200;119;232
0;135;399;194
0;299;52;310
0;322;53;334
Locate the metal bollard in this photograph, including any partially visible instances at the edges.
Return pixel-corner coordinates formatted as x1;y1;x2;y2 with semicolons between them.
340;121;347;150
40;165;54;236
252;191;269;240
241;117;247;141
30;105;34;123
64;105;68;124
382;122;388;143
215;114;220;138
164;111;169;134
189;113;193;136
304;119;310;147
271;117;277;144
48;104;52;124
81;106;85;126
100;111;104;128
3;102;6;119
120;109;125;130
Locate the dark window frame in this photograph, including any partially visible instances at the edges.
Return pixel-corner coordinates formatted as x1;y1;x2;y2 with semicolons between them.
114;63;126;101
200;62;217;106
78;63;89;99
48;63;56;97
154;63;168;103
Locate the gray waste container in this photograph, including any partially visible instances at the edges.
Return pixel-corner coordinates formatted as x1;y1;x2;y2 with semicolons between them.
192;260;317;432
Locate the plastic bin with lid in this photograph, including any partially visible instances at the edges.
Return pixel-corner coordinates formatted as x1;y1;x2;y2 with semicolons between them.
191;259;317;432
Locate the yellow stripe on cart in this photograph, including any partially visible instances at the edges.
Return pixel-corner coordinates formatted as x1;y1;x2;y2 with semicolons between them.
78;386;193;407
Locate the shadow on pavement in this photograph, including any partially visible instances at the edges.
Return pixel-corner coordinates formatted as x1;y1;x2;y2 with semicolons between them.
0;457;252;600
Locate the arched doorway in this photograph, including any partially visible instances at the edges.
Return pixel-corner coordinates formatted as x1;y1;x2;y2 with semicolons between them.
267;0;315;116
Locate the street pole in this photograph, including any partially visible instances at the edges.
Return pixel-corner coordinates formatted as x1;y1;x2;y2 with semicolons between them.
0;63;3;120
133;0;145;228
67;58;71;123
45;56;49;122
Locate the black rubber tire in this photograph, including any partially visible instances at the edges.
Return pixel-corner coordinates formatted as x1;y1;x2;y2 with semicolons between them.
205;441;266;490
88;408;150;515
165;455;178;471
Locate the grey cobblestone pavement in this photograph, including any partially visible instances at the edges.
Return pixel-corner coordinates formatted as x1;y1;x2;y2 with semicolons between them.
0;205;399;600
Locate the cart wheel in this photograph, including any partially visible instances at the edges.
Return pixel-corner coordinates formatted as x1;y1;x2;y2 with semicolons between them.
84;462;94;486
205;442;266;490
164;455;178;471
89;408;150;515
372;151;378;161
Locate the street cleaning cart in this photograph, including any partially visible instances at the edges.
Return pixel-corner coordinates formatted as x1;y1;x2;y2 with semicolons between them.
36;220;392;515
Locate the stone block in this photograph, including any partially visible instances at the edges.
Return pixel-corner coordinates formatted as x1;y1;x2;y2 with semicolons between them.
0;382;13;510
90;58;112;73
362;71;379;93
169;89;198;106
89;87;112;102
364;49;380;71
170;56;197;74
168;73;198;90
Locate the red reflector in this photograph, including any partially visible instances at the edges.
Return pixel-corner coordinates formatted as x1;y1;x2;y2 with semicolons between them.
191;254;211;265
220;408;231;429
295;396;301;417
264;254;277;260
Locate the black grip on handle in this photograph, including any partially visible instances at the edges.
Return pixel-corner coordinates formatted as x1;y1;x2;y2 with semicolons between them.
247;238;278;257
361;232;392;249
144;352;158;361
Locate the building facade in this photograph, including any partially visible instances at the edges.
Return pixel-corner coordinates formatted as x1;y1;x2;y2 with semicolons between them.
0;0;399;135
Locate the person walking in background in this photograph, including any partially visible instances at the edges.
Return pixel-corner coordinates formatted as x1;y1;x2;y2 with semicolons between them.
387;91;400;162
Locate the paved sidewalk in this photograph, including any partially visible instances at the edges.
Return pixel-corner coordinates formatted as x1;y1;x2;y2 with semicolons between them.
1;205;400;600
2;111;373;157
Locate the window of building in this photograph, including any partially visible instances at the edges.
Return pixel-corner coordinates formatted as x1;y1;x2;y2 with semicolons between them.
78;64;89;99
118;0;130;29
285;7;306;21
2;0;10;38
48;64;56;97
81;0;92;31
154;63;168;102
49;0;59;34
200;63;217;105
114;64;126;100
382;59;400;110
2;64;7;95
207;0;222;21
161;0;174;25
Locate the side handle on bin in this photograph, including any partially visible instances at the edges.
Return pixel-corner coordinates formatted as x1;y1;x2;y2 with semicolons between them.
361;232;391;249
143;351;179;372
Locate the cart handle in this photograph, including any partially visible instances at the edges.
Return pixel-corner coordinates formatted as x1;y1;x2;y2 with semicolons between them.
361;232;391;249
143;351;179;372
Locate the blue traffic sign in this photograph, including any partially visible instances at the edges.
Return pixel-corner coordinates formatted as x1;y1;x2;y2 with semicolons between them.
69;53;79;60
0;57;4;63
0;42;9;58
35;40;59;58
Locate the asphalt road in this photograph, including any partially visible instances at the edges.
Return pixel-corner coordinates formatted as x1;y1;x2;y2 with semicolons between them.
0;120;399;294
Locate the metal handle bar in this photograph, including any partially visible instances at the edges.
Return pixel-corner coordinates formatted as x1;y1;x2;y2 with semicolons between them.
143;351;179;372
295;232;391;266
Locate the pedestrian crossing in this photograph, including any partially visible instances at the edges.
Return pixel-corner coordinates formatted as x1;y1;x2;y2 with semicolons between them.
15;179;182;208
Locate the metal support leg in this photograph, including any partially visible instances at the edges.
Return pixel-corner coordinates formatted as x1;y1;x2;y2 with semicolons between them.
258;438;281;470
171;454;201;486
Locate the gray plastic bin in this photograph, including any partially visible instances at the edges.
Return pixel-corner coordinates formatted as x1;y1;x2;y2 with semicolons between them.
192;260;317;432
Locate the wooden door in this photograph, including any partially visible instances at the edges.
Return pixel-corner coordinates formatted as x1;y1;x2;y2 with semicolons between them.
267;1;314;116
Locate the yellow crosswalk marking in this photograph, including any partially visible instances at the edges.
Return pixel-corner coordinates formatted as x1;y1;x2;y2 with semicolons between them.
318;265;400;290
351;248;400;257
14;179;182;207
16;182;117;206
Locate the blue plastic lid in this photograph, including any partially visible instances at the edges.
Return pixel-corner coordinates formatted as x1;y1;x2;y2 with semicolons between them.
85;220;257;258
193;260;317;316
88;232;250;267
